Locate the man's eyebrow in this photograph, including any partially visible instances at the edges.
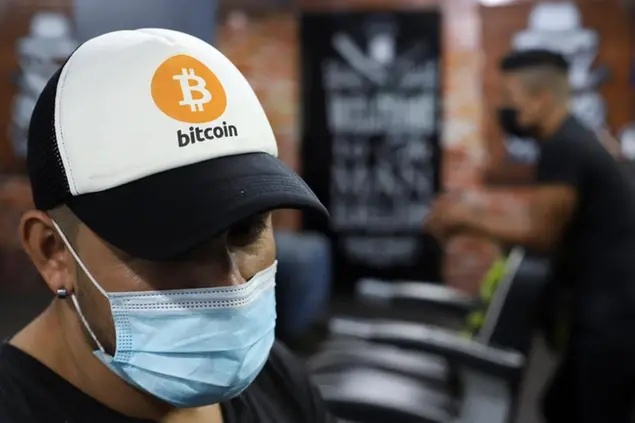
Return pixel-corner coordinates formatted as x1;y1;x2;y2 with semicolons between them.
232;212;269;229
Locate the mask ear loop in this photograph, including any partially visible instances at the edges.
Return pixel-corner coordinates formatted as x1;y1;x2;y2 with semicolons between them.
51;220;108;354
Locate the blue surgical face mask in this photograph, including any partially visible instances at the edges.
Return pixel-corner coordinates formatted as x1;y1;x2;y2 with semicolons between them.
52;221;277;407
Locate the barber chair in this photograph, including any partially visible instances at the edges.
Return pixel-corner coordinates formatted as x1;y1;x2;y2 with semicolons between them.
310;247;551;423
352;276;475;329
310;251;516;387
346;250;512;330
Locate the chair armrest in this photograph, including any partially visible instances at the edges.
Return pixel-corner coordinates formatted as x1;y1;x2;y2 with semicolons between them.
307;341;449;383
356;278;476;315
329;317;524;379
313;368;454;423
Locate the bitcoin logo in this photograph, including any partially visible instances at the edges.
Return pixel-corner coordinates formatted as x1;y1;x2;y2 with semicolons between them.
151;55;227;123
172;68;212;112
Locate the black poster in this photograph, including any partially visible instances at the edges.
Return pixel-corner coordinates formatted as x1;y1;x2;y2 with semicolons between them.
300;11;443;292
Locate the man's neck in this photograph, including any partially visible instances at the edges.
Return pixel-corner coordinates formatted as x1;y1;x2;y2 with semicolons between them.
9;301;211;421
161;405;224;423
538;105;570;140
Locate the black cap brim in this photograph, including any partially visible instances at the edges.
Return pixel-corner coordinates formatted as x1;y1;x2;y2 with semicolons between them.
66;153;328;260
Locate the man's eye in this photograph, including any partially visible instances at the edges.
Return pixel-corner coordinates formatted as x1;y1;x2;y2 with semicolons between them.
228;215;268;246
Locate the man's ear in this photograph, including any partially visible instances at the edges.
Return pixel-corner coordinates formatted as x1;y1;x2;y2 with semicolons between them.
19;210;75;296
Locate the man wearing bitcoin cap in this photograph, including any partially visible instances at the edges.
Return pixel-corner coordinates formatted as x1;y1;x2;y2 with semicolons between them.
0;29;331;423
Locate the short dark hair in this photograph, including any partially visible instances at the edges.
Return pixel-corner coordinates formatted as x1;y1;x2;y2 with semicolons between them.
499;49;569;73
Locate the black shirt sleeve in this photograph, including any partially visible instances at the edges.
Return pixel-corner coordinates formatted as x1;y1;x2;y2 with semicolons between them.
265;342;334;423
536;137;582;187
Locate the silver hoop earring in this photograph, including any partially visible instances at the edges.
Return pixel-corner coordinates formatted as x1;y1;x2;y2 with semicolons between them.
56;288;69;299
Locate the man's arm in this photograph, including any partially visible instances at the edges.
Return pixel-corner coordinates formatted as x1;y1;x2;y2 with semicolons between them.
482;160;535;186
427;136;581;249
452;185;576;251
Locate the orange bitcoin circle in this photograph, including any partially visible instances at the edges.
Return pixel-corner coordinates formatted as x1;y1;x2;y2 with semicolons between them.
151;54;228;124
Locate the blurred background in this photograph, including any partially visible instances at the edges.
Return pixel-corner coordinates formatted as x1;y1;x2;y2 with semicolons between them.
0;0;633;422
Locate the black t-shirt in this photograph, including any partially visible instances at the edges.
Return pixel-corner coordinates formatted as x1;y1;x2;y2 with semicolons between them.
536;116;635;337
0;341;332;423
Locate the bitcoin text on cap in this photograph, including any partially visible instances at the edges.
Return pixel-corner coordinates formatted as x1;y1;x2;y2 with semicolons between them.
176;121;238;148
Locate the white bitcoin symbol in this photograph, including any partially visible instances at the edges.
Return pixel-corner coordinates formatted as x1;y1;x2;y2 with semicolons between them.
172;68;212;112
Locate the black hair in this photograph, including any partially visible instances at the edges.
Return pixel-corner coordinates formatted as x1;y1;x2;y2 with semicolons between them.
499;49;569;73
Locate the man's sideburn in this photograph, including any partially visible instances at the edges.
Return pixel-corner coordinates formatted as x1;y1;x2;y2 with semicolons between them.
74;268;117;355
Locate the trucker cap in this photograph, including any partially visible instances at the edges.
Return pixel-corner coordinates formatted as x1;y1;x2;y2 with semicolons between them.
27;28;327;260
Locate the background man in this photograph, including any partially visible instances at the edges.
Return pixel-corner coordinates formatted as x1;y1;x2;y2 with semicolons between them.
425;49;635;422
0;28;331;423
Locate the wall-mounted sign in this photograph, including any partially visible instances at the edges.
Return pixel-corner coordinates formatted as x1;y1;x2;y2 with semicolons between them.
300;11;443;290
11;12;78;158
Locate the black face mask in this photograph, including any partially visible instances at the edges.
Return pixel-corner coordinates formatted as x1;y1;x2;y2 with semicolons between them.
497;107;538;139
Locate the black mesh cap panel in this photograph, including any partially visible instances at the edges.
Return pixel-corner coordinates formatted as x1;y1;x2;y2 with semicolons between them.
27;64;71;211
